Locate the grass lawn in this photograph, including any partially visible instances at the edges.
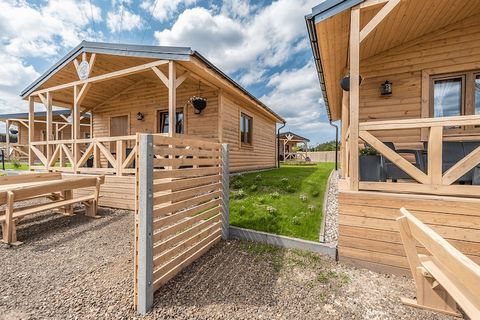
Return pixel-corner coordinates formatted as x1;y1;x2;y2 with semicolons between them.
1;161;29;170
230;163;335;242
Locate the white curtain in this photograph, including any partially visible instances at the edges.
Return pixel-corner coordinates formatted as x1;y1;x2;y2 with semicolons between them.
433;79;461;118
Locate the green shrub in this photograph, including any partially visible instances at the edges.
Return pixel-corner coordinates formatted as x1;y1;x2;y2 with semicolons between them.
11;158;21;169
285;185;295;193
249;184;258;192
255;174;262;181
280;177;289;184
310;190;320;197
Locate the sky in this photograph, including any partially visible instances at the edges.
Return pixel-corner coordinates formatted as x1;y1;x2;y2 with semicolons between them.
0;0;336;145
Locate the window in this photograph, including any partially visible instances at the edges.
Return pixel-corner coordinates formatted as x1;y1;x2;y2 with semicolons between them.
429;70;480;133
240;113;252;145
158;111;184;134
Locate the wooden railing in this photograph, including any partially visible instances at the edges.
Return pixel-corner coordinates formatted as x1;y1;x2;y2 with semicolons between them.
0;143;29;160
29;135;137;175
353;115;480;197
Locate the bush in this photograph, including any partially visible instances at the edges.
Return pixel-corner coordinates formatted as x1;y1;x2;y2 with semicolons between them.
11;158;21;169
249;184;258;192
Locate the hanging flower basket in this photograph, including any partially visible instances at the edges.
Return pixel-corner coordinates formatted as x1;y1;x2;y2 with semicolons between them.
189;96;207;114
9;129;18;135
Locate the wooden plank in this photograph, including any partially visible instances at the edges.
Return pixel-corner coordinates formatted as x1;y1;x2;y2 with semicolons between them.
153;167;221;179
153;198;221;229
153;146;220;157
153;157;221;167
360;115;480;131
153;190;221;218
152;135;222;149
153;175;221;193
154;183;221;206
359;181;480;198
30;145;48;167
151;67;169;87
168;61;176;137
349;7;360;191
443;145;480;185
0;172;62;186
360;0;401;43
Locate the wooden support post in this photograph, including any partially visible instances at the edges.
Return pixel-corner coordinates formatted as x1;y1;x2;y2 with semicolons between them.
221;143;230;240
4;191;15;244
28;96;35;169
62;190;74;216
168;61;176;137
341;91;349;178
116;140;126;176
73;85;80;173
218;89;224;141
137;134;154;314
90;112;93;138
46;92;53;170
349;7;360;191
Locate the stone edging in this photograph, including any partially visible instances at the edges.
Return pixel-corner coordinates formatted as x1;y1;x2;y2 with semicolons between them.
319;169;336;243
229;226;337;259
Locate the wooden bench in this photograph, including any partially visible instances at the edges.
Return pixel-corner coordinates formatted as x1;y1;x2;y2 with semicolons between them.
0;172;105;245
397;207;480;319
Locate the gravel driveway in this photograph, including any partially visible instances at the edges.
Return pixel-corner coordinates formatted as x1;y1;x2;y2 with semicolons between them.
1;206;454;320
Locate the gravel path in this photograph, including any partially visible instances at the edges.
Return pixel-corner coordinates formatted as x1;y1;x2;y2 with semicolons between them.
1;205;454;320
322;170;339;245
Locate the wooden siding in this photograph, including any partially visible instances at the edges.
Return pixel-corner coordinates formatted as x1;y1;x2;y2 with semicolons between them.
221;93;276;172
359;14;480;147
338;191;480;275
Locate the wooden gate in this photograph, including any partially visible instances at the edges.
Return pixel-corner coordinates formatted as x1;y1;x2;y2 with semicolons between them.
135;134;229;314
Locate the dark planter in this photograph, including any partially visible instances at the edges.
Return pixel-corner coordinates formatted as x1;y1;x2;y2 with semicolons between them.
359;155;384;182
190;98;207;114
9;129;18;135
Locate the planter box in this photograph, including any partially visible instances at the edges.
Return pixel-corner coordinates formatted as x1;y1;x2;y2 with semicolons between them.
359;155;384;182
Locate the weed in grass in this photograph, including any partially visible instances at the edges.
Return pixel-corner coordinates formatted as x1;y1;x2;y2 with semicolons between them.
231;178;242;189
318;292;327;303
338;272;350;284
280;177;289;184
258;197;266;204
308;204;316;212
239;206;247;215
310;189;320;197
291;216;301;225
11;158;21;169
285;185;295;193
316;270;338;283
270;191;280;199
292;249;322;265
299;194;307;202
255;174;262;181
233;189;246;199
266;206;278;215
249;184;258;192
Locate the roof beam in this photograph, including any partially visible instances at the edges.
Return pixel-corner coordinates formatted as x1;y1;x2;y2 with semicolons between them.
32;60;169;96
359;0;401;43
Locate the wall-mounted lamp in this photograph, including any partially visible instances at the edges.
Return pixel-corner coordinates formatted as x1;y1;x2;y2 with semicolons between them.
136;112;145;121
380;80;392;96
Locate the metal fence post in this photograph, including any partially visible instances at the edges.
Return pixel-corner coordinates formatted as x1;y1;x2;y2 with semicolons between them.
221;143;230;240
137;134;154;314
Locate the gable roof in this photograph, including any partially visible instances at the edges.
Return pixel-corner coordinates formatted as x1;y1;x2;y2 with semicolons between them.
21;41;285;123
278;131;310;142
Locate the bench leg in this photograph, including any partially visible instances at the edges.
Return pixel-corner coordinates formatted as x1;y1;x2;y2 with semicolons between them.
85;199;100;218
61;190;75;216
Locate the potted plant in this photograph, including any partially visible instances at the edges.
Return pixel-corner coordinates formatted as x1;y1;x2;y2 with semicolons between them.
189;96;207;114
359;147;385;182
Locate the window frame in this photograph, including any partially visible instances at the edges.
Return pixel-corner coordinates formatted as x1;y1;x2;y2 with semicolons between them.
240;112;253;146
157;110;184;134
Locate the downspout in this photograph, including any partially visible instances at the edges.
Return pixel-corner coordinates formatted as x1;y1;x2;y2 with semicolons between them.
329;121;339;171
277;122;286;168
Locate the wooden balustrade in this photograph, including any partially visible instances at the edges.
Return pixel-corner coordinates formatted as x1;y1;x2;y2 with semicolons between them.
29;135;137;176
348;115;480;198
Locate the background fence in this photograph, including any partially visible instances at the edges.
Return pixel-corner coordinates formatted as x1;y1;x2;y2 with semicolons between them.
298;151;339;163
135;134;229;314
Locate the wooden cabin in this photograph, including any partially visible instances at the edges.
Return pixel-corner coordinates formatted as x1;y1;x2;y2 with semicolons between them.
0;110;91;160
306;0;480;274
278;131;310;161
20;41;284;209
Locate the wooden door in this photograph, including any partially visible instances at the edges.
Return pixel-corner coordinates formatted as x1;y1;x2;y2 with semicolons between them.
110;115;128;152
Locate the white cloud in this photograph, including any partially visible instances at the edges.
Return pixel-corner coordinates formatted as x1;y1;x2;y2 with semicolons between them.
154;0;318;81
0;0;102;58
107;6;143;32
141;0;196;22
260;62;334;144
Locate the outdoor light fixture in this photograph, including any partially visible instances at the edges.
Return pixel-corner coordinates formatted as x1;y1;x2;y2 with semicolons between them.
340;75;363;91
380;80;392;95
136;112;145;121
189;81;207;114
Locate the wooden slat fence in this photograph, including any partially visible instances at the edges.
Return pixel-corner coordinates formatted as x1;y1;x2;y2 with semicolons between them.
135;134;229;314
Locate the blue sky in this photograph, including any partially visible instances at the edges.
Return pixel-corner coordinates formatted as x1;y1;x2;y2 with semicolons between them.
0;0;335;145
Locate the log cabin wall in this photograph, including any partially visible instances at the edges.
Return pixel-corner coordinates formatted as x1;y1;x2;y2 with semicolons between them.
358;14;480;147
